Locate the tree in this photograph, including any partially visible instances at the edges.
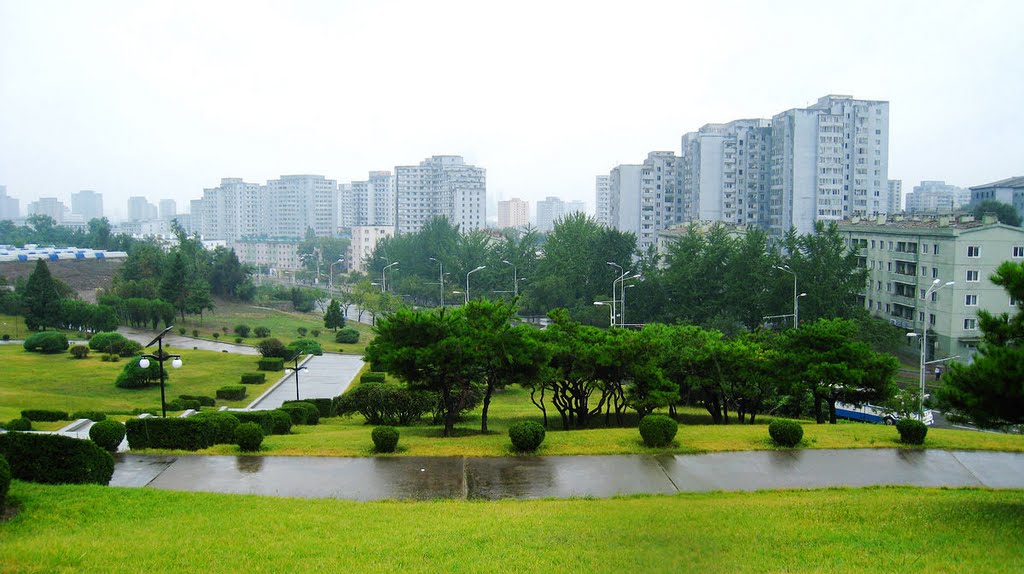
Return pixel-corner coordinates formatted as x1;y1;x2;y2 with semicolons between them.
781;223;868;325
324;299;345;331
160;252;190;320
972;200;1022;227
938;261;1024;427
23;260;62;330
209;247;251;299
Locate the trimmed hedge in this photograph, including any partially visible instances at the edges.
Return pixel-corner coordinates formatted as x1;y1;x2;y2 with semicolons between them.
89;420;126;452
335;328;360;344
282;401;320;425
269;409;293;435
240;373;266;385
334;383;435;426
638;414;678;447
769;419;804;447
89;331;129;352
70;344;90;359
360;372;386;384
277;404;310;425
6;418;32;431
231;411;275;435
23;331;69;354
191;412;241;444
896;419;928;445
286;339;323;357
293;397;336;419
371;426;399;453
0;432;114;485
72;410;107;422
235;422;264;452
125;417;216;450
508;421;546;452
179;399;202;411
216;385;247;401
257;357;285;372
163;399;186;412
21;409;68;422
179;395;216;407
0;454;9;508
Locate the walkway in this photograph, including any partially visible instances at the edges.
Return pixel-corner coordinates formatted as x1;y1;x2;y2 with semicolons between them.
244;353;364;410
118;327;260;355
109;449;1024;501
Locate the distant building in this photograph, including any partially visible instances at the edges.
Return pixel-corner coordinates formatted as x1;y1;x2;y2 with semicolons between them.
497;198;529;229
595;175;610;226
265;175;338;239
127;197;157;221
535;197;564;233
888;180;902;213
0;186;19;220
681;120;770;228
969;176;1024;222
608;165;642;239
395;156;486;235
200;178;263;241
904;181;969;214
27;197;67;223
343;171;395;228
348;226;395;273
230;237;304;275
159;199;177;220
71;190;103;222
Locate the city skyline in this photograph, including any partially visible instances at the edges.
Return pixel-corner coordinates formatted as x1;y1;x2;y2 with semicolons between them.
1;1;1022;217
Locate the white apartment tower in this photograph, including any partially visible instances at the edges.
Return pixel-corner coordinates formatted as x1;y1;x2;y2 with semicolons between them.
536;197;565;233
127;197;158;222
265;175;338;239
905;180;970;214
887;180;903;213
595;176;611;226
71;190;104;222
159;199;177;220
395;156;486;235
0;186;18;220
497;198;529;229
769;95;890;235
608;164;643;240
343;171;395;228
201;178;264;241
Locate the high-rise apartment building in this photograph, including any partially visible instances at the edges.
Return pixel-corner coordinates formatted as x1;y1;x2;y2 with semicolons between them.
0;186;17;220
608;165;643;240
28;197;66;223
497;198;529;229
343;171;395;228
127;197;158;221
395;156;486;235
159;199;177;220
535;197;564;233
607;152;681;251
770;95;890;235
201;178;264;241
888;180;903;213
71;190;103;222
186;199;204;235
905;181;969;214
565;200;586;215
595;176;610;226
265;175;338;239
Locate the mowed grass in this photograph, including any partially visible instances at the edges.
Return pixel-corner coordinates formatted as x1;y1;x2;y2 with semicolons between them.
196;385;1024;457
2;483;1023;573
0;345;274;421
172;300;375;354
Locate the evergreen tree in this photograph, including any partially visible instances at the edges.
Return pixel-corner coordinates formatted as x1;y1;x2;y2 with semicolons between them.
23;260;62;330
324;299;345;331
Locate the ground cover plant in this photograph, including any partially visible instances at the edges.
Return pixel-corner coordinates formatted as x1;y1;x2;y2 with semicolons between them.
1;484;1023;573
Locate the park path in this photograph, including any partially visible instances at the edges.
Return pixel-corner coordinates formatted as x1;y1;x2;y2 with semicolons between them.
118;327;260;355
109;449;1024;501
244;353;364;410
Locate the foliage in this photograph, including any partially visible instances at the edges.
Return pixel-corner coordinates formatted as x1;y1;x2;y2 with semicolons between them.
209;246;254;300
360;372;386;383
335;327;360;344
23;259;62;330
371;426;400;453
114;356;167;389
71;410;107;422
507;421;545;452
638;414;678;447
768;419;804;447
269;409;293;434
235;422;265;452
240;373;266;385
286;338;323;357
216;385;247;401
973;199;1022;227
254;326;271;338
895;419;928;445
125;417;218;450
256;338;289;359
234;324;251;338
191;412;241;445
277;404;310;425
229;411;275;435
6;418;31;431
0;432;114;485
70;344;90;359
257;357;285;371
300;398;336;419
20;409;68;422
23;331;69;353
281;401;320;425
0;454;8;508
334;383;435;426
179;395;215;407
88;420;127;452
324;299;345;331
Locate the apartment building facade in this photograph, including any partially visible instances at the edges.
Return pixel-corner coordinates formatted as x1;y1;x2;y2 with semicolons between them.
395;156;486;235
887;179;902;214
342;171;395;228
348;225;395;273
497;198;529;229
905;180;969;214
969;176;1024;221
0;186;18;220
595;176;610;226
71;190;104;222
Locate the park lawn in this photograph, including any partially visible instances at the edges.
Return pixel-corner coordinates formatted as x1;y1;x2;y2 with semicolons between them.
0;345;274;421
2;483;1023;574
0;314;83;341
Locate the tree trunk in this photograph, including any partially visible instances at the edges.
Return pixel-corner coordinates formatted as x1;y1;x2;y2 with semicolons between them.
828;399;837;424
530;386;548;427
814;394;825;424
480;380;494;433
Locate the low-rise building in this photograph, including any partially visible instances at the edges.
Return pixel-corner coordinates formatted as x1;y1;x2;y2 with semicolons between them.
230;237;303;276
348;226;395;273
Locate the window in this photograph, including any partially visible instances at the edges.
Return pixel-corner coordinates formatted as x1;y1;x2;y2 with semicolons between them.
964;318;977;330
932;267;939;278
966;270;979;282
918;311;925;322
1010;297;1019;307
967;246;980;257
921;244;928;254
1014;246;1024;258
965;294;978;306
929;314;936;326
933;244;939;255
919;289;926;299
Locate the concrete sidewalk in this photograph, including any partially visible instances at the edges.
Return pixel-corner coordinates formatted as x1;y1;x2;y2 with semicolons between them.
244;353;363;410
109;449;1024;501
118;327;260;355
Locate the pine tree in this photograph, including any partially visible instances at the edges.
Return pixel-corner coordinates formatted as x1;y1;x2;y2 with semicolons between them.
23;259;61;330
324;299;345;331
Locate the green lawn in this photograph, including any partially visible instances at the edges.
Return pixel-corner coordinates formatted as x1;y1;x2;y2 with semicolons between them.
0;345;275;421
2;483;1022;573
0;314;82;341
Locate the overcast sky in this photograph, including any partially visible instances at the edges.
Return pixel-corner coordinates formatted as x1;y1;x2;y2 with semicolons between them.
1;0;1022;219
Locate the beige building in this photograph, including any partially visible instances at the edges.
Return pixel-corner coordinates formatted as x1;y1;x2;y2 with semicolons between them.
838;215;1024;363
497;198;529;229
230;238;303;276
348;226;395;273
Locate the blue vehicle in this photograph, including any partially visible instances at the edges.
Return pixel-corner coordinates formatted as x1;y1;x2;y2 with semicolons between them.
835;402;934;426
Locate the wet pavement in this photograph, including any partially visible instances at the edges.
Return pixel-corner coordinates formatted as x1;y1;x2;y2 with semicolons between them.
244;353;364;410
119;327;260;355
109;449;1024;501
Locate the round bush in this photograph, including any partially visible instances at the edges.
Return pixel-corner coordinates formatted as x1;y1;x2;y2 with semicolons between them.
6;418;31;431
287;338;323;357
234;324;251;338
371;426;400;453
89;420;127;452
769;419;804;447
335;328;360;344
23;331;69;354
638;414;678;447
254;326;270;338
896;419;928;445
508;421;546;452
88;331;128;352
269;409;293;435
0;454;10;508
70;344;90;359
234;422;265;452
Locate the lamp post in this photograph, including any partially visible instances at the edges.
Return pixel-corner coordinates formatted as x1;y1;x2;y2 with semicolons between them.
502;259;518;297
466;265;486;304
430;257;444;307
774;265;800;328
138;326;183;418
593;301;614;327
606;262;623;324
329;258;345;296
908;279;956;418
382;261;399;293
621;280;639;328
285;353;310;401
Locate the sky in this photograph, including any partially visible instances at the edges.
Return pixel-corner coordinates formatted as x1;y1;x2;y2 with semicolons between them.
1;0;1022;220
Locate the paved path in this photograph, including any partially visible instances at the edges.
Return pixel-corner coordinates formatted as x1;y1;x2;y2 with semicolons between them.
244;353;364;410
109;449;1024;501
118;327;260;355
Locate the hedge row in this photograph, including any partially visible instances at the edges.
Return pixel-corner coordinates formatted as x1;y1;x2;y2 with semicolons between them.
179;395;216;407
21;409;68;422
216;385;247;401
240;373;266;385
0;432;114;485
257;358;284;372
126;417;217;451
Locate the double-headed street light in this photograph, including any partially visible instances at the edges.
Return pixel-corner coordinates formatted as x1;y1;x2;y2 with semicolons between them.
593;301;614;327
773;264;801;328
502;259;518;297
137;326;183;418
382;261;399;293
466;265;486;304
606;262;623;323
329;258;345;295
430;257;445;307
285;353;310;401
906;278;956;418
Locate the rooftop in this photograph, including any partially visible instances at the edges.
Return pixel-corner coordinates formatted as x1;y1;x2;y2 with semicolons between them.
969;176;1024;191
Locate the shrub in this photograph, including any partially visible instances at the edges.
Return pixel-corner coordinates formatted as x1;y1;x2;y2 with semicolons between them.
213;333;220;340
769;419;804;447
297;327;308;337
282;401;320;425
277;404;310;425
216;385;247;401
508;421;546;452
88;331;129;352
335;328;360;344
192;329;199;337
234;324;251;338
305;398;337;418
0;432;115;485
23;331;69;353
269;409;293;434
179;399;202;411
125;417;216;450
235;422;264;452
178;328;186;335
896;419;928;445
70;344;90;359
101;353;120;362
334;383;435;426
2;334;9;341
231;411;275;435
257;357;285;372
241;373;266;385
371;426;399;453
311;329;321;338
163;399;186;412
360;371;386;384
234;337;243;343
254;326;270;338
89;420;126;452
178;395;215;407
113;340;143;357
72;410;107;422
639;414;678;447
114;356;166;389
287;338;323;357
191;412;240;444
256;338;288;359
0;454;9;508
6;418;31;431
21;409;68;422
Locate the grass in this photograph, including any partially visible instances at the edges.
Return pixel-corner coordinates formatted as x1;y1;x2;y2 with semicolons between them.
0;314;83;341
193;385;1024;457
1;483;1022;573
0;345;275;421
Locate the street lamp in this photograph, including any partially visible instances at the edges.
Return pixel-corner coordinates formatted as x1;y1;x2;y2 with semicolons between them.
502;259;518;297
621;281;639;328
594;301;614;327
382;261;399;293
466;265;486;304
774;265;800;328
329;258;345;295
430;257;444;307
285;353;310;401
137;326;183;418
606;262;623;324
908;278;956;418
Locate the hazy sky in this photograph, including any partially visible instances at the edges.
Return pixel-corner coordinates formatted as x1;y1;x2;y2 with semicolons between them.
1;0;1022;219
